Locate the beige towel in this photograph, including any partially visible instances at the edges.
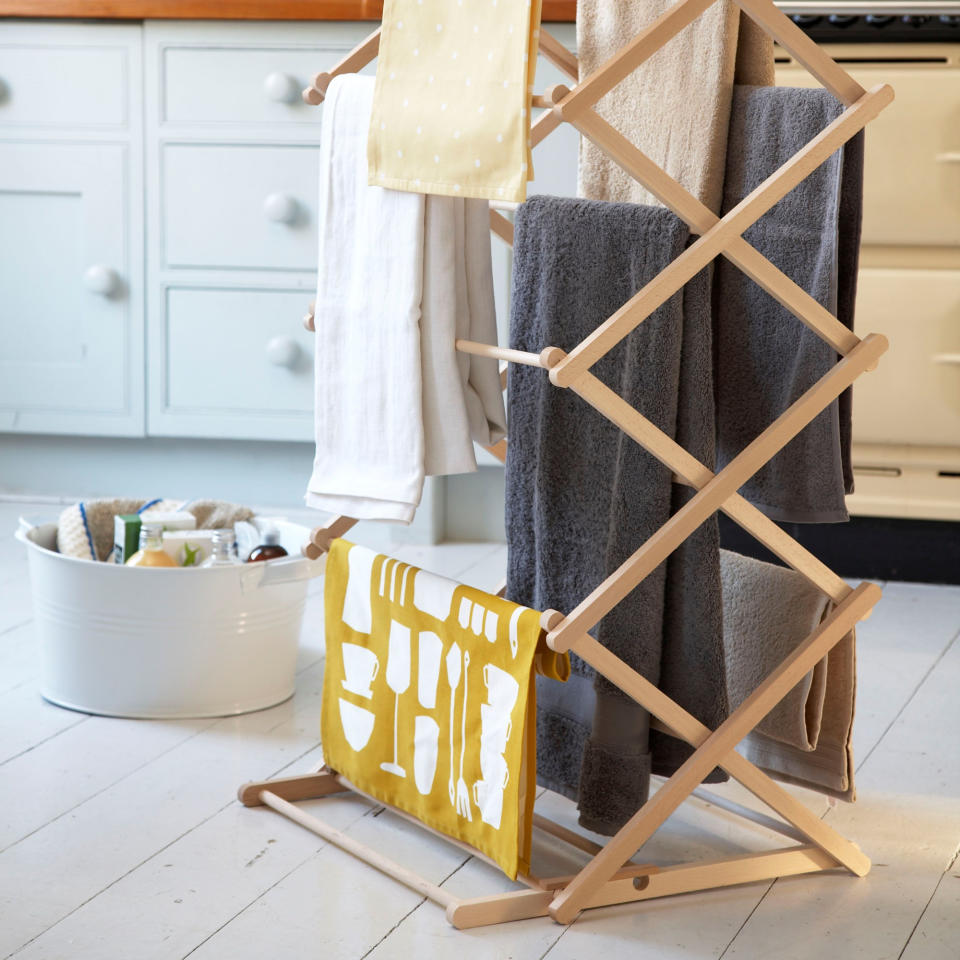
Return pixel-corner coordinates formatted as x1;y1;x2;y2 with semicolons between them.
721;550;856;801
577;0;774;212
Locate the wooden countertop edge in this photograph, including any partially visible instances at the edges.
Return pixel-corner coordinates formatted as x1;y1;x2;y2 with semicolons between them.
0;0;576;20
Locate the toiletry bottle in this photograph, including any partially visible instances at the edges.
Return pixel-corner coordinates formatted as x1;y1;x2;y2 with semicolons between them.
247;528;289;563
126;522;177;568
198;529;243;567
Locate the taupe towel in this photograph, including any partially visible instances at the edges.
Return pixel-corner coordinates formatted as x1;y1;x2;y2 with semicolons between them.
577;0;774;212
505;196;728;837
722;549;856;800
715;86;865;522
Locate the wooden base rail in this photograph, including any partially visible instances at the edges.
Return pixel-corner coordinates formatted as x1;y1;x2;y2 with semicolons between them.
276;0;892;930
238;765;858;929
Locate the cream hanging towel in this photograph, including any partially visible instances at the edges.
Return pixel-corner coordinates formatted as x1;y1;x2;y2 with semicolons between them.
321;539;569;879
368;0;541;202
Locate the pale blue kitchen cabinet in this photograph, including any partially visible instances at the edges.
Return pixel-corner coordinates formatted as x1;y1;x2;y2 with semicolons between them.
0;22;144;436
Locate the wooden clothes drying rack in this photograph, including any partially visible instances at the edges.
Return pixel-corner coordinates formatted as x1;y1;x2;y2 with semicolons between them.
240;0;894;930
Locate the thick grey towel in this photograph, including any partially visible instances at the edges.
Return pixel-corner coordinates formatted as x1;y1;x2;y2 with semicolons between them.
505;196;728;836
715;86;865;522
721;549;856;800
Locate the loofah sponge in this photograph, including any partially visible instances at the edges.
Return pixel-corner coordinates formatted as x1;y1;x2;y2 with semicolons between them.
56;498;255;562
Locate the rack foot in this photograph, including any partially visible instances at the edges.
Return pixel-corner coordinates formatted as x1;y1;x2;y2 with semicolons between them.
237;767;348;806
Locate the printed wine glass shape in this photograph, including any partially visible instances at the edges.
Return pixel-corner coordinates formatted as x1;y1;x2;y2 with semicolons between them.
445;642;462;807
380;620;411;778
456;650;473;821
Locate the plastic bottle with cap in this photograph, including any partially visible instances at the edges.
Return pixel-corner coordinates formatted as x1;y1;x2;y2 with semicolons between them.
247;528;289;563
198;529;243;568
125;522;177;568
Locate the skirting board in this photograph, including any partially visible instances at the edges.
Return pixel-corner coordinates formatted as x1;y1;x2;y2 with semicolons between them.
718;513;960;585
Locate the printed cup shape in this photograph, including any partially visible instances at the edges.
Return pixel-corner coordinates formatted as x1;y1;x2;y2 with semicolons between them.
417;631;443;709
413;715;440;795
479;744;510;786
339;698;375;752
473;778;506;830
341;642;380;699
483;664;520;715
479;702;512;754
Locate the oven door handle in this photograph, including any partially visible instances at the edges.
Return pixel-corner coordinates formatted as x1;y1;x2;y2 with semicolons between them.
936;153;960;164
932;353;960;365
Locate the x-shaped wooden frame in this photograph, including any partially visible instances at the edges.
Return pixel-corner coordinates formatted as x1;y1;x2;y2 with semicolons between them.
248;0;894;929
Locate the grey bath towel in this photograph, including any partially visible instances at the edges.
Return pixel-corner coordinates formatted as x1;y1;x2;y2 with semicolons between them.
721;549;856;800
505;196;728;836
715;86;865;522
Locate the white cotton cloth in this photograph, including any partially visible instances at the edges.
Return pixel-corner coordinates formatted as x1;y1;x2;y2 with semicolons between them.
421;197;507;475
306;76;506;523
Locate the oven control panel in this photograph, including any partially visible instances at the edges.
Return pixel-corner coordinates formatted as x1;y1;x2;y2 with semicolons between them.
788;10;960;41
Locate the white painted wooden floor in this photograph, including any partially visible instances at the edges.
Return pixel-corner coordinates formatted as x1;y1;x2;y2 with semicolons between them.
2;498;959;960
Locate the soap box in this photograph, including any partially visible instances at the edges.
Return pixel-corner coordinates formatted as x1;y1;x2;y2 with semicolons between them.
162;530;216;567
140;510;196;532
113;514;141;565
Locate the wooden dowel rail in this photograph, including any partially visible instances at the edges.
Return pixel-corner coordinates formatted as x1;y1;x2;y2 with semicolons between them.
532;813;604;856
302;26;381;104
258;789;458;908
454;340;563;369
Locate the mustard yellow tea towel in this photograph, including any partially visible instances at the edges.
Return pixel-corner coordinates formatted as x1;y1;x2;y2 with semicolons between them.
367;0;542;202
322;539;568;879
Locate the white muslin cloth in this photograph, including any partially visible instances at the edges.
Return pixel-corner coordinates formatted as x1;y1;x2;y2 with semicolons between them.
306;76;506;523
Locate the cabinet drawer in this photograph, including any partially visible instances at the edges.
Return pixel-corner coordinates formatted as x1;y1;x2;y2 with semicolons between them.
853;267;960;448
150;285;315;441
0;39;128;129
162;143;319;272
776;58;960;247
160;41;372;126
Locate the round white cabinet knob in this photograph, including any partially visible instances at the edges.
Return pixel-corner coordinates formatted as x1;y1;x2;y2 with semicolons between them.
83;264;119;296
266;336;301;368
263;193;299;224
263;72;300;104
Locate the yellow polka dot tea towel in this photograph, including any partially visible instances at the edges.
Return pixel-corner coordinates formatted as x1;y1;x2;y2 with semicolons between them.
321;539;569;879
367;0;542;202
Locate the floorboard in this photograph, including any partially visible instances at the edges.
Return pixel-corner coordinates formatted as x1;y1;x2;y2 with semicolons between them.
2;500;958;960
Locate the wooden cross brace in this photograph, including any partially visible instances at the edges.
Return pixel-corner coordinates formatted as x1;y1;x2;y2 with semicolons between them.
251;0;894;928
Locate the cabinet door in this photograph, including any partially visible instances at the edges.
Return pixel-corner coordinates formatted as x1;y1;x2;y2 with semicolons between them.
776;53;960;247
0;142;143;435
853;267;960;447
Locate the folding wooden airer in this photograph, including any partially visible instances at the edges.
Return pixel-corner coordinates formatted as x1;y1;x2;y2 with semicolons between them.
240;0;894;929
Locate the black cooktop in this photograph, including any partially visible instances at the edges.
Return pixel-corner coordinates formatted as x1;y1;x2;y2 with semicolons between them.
789;11;960;41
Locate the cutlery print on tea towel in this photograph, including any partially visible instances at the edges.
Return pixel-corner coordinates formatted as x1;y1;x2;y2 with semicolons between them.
321;540;566;879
